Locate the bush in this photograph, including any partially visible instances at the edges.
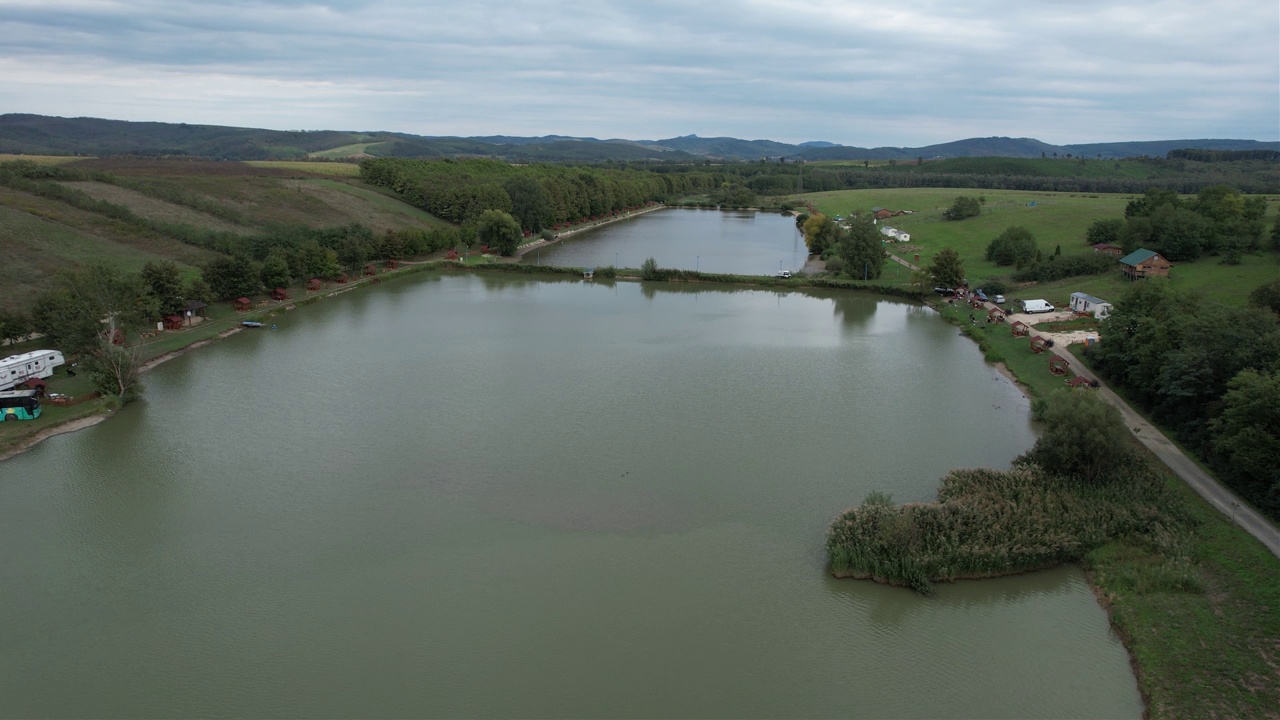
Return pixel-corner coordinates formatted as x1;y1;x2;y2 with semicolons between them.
943;196;981;220
824;256;846;275
985;226;1037;267
640;257;663;281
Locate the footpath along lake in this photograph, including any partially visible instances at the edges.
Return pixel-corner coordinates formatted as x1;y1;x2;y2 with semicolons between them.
530;207;809;274
0;269;1142;718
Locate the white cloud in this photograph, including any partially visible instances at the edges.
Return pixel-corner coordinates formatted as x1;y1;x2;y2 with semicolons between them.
0;0;1275;144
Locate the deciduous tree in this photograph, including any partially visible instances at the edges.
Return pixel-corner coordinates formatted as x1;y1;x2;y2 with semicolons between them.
927;248;965;289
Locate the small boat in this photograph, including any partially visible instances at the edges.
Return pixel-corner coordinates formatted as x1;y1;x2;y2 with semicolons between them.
242;321;263;328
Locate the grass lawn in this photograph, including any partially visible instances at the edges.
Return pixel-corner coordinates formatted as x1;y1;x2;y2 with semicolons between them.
245;160;362;176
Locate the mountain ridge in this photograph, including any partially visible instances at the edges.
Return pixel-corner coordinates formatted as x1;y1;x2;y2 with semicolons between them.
1;113;1276;163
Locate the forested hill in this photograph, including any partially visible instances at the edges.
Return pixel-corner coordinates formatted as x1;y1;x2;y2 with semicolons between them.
1;113;1276;162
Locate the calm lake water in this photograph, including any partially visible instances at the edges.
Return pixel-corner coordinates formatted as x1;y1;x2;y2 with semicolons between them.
0;271;1141;717
530;207;809;275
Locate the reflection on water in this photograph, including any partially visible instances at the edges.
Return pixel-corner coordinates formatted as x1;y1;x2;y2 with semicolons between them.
534;207;808;275
0;274;1139;719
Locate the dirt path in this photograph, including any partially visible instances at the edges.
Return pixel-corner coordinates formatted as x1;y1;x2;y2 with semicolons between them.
1064;357;1280;557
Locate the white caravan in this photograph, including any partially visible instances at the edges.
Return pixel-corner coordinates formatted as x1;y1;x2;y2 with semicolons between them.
0;350;66;391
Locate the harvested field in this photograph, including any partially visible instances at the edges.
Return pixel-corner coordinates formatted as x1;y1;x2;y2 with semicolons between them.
294;179;449;231
63;181;248;233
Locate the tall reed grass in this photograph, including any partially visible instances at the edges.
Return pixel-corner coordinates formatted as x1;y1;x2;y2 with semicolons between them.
826;453;1196;593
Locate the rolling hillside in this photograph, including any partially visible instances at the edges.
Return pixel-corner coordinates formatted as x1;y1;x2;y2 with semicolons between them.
0;157;449;311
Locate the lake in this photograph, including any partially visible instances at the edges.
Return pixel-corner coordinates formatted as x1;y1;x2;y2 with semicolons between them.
0;270;1141;717
529;207;809;275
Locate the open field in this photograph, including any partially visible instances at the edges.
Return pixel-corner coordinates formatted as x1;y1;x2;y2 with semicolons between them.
0;154;86;165
63;180;249;233
0;159;451;309
305;142;384;159
802;188;1279;307
300;179;452;230
246;160;362;176
805;188;1134;280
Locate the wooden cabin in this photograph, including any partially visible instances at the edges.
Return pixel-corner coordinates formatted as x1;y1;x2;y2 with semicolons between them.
1066;375;1094;390
306;278;322;292
163;315;185;331
1092;243;1123;256
385;259;399;270
1119;248;1172;280
1011;320;1030;337
364;263;378;276
271;288;289;301
336;273;349;284
234;297;252;312
1048;356;1070;376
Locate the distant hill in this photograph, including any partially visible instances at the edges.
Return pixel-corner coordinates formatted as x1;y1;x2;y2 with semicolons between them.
1;114;1276;163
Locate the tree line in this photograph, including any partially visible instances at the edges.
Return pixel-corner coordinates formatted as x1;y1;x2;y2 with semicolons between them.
358;158;736;233
1083;185;1273;264
1089;281;1280;520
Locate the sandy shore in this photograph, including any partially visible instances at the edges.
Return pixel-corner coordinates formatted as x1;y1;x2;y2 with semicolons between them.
0;413;112;462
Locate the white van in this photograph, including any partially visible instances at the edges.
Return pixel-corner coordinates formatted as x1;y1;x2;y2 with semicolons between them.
1021;299;1055;314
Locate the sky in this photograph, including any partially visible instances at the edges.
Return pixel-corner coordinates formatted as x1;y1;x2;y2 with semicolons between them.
1;0;1277;146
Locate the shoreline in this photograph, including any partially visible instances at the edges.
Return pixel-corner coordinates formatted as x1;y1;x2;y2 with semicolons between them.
511;203;666;260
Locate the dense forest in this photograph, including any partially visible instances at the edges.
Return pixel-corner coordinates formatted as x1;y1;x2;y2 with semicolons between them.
358;158;734;231
1089;281;1280;520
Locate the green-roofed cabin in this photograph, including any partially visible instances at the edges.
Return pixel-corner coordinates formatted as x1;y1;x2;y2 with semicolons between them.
1118;248;1172;280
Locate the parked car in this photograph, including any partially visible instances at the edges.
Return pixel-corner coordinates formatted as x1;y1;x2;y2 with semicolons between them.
994;294;1006;304
933;286;955;296
974;289;989;302
775;270;792;279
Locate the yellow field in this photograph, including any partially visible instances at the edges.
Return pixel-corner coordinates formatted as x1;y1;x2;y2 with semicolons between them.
245;160;361;176
0;154;86;165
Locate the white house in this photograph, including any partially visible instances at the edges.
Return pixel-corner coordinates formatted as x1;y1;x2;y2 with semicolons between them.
1069;292;1112;319
896;232;910;243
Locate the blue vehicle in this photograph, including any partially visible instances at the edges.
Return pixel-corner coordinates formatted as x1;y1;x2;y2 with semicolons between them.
974;289;989;302
0;389;41;421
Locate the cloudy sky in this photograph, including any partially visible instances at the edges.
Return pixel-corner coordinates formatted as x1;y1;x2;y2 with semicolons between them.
2;0;1276;146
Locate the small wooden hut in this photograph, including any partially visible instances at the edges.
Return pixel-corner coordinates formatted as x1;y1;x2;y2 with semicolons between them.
163;315;185;331
1049;356;1070;376
271;288;289;301
336;272;349;284
1030;335;1048;354
385;258;399;270
306;278;322;292
234;297;252;312
364;263;378;276
184;300;208;318
987;307;1007;323
1011;320;1030;337
1066;376;1094;390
